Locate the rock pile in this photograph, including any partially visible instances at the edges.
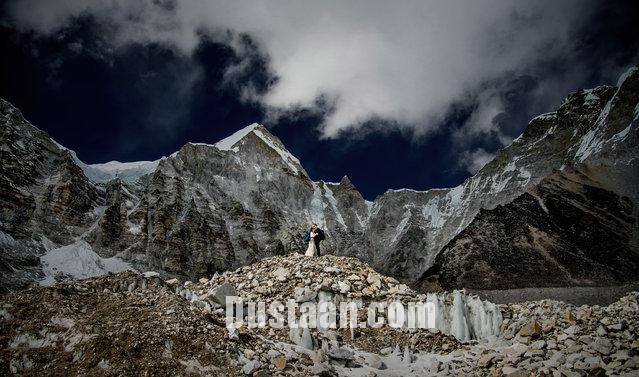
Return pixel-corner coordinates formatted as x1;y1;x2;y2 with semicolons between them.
1;254;638;376
0;272;241;375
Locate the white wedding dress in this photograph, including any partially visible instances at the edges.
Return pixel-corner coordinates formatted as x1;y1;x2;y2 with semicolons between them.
305;232;317;257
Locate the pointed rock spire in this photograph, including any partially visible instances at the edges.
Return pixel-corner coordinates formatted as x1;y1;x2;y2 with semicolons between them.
339;175;356;190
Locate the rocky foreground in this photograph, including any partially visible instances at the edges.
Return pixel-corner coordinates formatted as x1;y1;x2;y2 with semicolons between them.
1;254;638;376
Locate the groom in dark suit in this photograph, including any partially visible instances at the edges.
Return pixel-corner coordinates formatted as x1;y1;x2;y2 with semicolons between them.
311;223;326;256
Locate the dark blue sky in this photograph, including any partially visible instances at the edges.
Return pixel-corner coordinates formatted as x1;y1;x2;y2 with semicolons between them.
1;2;637;200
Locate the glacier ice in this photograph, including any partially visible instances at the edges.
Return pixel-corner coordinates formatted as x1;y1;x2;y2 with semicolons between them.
39;240;132;286
425;290;502;342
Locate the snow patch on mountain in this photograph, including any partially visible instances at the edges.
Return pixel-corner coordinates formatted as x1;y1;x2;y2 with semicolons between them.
206;123;303;175
387;188;425;194
50;139;163;183
574;94;615;163
308;183;327;228
422;198;446;229
531;112;557;122
40;240;132;286
617;66;639;87
323;185;346;228
214;123;260;152
82;159;161;183
518;167;532;184
391;209;411;244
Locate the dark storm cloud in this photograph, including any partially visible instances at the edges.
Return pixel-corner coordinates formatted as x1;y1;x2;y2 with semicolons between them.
4;0;614;135
1;1;638;199
0;15;202;157
0;15;269;163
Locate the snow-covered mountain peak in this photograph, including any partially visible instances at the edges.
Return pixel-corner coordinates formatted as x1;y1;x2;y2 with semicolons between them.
214;122;261;151
62;122;306;184
169;122;305;176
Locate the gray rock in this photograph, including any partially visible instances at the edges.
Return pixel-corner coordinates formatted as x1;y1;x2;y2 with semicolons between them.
591;338;612;355
206;283;237;305
242;360;262;375
610;350;631;361
294;287;317;303
530;340;546;349
366;274;382;288
365;354;386;370
564;325;581;335
606;321;627;332
272;267;290;282
544;351;565;368
501;365;518;375
327;347;354;361
309;362;334;376
478;353;495;368
337;281;351;293
290;326;314;350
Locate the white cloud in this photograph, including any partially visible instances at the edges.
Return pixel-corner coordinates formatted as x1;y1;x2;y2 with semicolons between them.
5;0;597;138
458;148;495;174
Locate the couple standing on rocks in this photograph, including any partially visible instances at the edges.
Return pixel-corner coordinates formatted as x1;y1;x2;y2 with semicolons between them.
304;223;326;257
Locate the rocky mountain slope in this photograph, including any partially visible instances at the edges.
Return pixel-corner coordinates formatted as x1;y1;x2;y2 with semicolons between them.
2;254;638;376
418;168;638;291
1;66;638;292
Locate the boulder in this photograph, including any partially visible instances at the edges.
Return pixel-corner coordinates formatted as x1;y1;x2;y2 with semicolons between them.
564;325;581;335
564;309;577;324
206;283;237;305
365;354;386;370
242;360;262;375
338;281;351;293
367;274;382;289
272;267;290;282
478;353;495;368
518;320;542;338
327;347;355;361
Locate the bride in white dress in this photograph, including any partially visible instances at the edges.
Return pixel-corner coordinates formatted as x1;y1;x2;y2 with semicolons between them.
305;230;318;257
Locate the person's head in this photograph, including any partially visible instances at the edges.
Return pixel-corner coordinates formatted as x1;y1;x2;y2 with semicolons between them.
311;223;318;230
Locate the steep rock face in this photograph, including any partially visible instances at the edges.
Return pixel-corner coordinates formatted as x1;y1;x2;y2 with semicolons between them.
418;169;638;290
0;99;102;242
0;99;103;291
89;179;141;257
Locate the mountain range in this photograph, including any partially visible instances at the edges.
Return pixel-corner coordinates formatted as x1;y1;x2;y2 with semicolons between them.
1;66;637;293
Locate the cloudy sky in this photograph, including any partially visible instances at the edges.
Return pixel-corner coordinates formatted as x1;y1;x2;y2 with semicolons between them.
1;1;637;199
